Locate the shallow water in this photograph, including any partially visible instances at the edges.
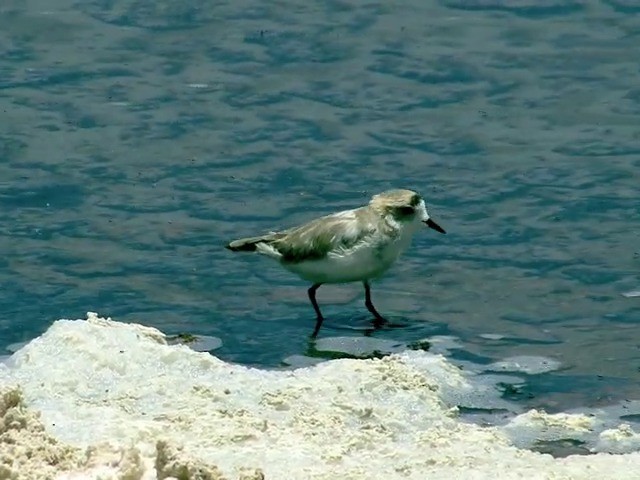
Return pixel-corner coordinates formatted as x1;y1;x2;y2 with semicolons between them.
0;0;639;419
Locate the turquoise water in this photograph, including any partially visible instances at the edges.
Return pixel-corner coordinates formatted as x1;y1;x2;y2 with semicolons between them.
1;0;638;414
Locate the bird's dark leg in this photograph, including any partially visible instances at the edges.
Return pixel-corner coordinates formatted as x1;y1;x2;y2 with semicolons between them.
308;283;325;337
363;280;387;326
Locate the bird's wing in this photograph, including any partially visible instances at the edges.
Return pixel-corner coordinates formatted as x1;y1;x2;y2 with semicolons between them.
271;208;377;263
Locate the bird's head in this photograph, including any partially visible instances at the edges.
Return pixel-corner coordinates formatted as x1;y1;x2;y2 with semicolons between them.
369;189;446;234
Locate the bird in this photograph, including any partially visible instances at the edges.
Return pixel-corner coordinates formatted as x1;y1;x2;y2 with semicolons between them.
225;189;446;337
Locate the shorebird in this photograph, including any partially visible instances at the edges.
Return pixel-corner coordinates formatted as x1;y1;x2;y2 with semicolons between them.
226;189;446;337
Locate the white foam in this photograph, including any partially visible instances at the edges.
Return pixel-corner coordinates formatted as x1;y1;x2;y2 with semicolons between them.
487;355;563;375
597;424;640;454
166;333;223;352
423;335;465;355
503;409;599;449
2;313;640;479
314;335;406;357
622;290;640;298
281;354;325;368
5;340;31;353
479;333;506;341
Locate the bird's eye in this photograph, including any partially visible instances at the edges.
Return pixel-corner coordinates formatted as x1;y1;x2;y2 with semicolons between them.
397;206;414;216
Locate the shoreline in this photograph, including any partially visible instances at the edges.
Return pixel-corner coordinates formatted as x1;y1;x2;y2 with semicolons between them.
2;313;640;479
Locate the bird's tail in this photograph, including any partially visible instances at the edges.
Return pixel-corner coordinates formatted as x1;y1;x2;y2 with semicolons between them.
225;233;280;252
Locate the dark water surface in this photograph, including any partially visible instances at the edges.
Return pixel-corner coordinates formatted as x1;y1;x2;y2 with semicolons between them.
1;0;639;413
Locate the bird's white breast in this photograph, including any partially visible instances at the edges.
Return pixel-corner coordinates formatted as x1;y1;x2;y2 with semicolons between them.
283;221;417;284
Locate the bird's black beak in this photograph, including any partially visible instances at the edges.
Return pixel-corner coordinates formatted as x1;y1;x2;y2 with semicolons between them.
423;218;446;234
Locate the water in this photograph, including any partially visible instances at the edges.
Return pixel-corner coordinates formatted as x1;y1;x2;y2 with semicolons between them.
1;0;639;418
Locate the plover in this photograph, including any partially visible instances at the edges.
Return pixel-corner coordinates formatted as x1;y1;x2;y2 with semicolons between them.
226;189;446;337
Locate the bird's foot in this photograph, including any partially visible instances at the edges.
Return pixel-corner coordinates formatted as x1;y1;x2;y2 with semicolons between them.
372;315;387;328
